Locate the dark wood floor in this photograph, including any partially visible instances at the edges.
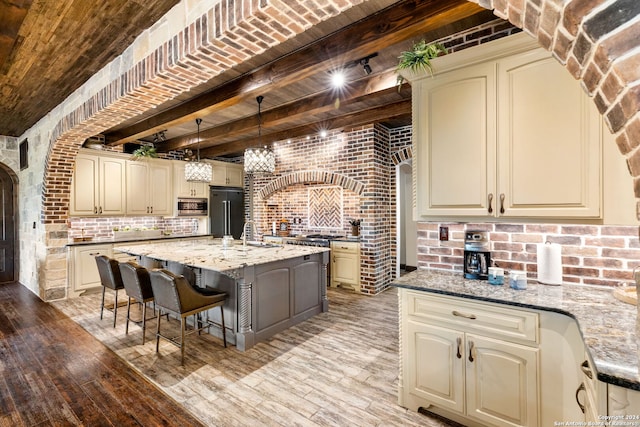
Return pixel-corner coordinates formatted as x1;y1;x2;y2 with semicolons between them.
0;282;204;427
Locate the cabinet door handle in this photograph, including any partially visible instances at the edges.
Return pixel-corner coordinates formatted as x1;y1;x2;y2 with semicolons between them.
575;382;586;414
94;206;98;214
499;193;505;214
456;337;462;359
333;256;336;263
468;340;475;362
452;310;476;320
487;193;493;214
581;360;593;379
150;206;153;214
98;206;102;214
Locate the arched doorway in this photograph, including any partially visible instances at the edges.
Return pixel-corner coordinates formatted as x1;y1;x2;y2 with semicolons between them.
0;165;17;283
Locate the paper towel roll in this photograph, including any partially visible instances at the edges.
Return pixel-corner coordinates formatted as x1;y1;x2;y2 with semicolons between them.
537;242;562;285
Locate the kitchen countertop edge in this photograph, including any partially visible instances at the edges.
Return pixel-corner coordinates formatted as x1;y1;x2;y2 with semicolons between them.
392;269;640;391
65;233;211;247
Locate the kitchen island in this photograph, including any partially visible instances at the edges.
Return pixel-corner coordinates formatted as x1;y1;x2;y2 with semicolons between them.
115;237;330;351
393;270;640;424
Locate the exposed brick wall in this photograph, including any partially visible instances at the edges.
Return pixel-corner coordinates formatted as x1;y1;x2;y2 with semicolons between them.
67;217;202;239
250;124;394;295
417;222;640;287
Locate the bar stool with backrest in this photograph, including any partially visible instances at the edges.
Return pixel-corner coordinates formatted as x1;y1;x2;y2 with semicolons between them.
149;269;227;365
118;261;157;344
95;255;125;328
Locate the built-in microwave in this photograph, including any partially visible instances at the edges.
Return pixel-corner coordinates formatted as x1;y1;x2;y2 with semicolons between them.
177;197;208;216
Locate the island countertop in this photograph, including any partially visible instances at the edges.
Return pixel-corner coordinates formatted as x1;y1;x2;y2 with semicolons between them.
114;237;329;274
392;269;640;391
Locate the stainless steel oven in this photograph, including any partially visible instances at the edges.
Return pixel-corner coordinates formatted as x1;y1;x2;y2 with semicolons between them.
177;197;208;216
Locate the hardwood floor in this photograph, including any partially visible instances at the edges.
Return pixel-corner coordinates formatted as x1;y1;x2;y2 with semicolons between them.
4;283;457;426
0;282;204;426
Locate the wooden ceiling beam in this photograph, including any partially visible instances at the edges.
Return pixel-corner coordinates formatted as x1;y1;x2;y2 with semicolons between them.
104;0;482;146
158;69;407;151
199;99;412;157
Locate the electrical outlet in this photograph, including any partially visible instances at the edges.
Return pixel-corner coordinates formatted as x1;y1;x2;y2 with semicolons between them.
439;226;449;241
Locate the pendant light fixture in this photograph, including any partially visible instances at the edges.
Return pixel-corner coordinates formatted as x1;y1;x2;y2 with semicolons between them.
244;95;275;174
184;118;212;182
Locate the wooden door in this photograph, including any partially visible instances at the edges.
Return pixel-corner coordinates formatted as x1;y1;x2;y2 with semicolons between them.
405;321;464;413
0;167;15;283
414;62;496;217
496;49;601;218
465;334;539;427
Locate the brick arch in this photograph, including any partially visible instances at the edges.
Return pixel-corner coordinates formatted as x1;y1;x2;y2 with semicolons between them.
472;0;640;211
258;171;365;200
391;146;413;166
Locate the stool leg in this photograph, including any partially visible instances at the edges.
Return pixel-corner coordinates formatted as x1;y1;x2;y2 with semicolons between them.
180;317;186;366
155;308;161;353
220;305;226;348
100;287;106;320
141;302;147;345
125;297;132;335
112;289;118;328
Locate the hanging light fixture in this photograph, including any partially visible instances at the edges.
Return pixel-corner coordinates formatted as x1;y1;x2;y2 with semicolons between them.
244;95;275;174
184;118;212;182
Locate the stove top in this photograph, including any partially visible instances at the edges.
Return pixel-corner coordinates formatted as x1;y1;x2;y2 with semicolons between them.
304;234;344;240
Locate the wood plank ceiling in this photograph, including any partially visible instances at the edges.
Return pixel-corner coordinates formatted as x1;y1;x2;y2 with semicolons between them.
0;0;497;157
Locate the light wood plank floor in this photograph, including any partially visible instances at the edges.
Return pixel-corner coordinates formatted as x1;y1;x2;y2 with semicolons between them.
54;286;457;426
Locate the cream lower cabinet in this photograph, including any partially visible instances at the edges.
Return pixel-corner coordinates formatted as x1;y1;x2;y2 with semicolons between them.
68;244;113;297
70;153;126;216
126;159;173;216
330;241;360;291
411;33;601;220
400;290;539;426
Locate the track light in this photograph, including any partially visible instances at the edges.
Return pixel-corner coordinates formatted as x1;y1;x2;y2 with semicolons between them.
361;58;372;75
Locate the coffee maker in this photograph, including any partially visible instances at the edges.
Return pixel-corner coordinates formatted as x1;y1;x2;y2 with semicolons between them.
464;230;491;280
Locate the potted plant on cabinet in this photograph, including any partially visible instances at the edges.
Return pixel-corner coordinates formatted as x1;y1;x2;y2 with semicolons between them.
131;144;158;160
396;40;447;88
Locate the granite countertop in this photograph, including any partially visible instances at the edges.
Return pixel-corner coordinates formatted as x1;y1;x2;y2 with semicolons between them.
114;238;329;275
392;269;640;391
66;233;210;247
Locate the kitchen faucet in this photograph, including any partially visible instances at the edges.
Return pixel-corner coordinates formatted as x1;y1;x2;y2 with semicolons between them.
242;220;258;247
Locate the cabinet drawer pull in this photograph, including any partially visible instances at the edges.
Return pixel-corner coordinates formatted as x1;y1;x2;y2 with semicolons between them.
487;193;493;214
468;340;475;362
456;337;462;359
575;382;586;414
499;193;505;214
580;360;593;379
89;252;102;256
452;310;476;320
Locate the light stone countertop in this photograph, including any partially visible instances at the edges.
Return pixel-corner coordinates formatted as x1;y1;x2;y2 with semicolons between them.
392;269;640;391
114;237;329;276
66;233;210;247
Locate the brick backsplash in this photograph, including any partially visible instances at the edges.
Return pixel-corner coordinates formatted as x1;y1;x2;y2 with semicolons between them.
68;216;201;239
418;222;640;287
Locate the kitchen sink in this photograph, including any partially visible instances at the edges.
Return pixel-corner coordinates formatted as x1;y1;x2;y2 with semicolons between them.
246;241;281;248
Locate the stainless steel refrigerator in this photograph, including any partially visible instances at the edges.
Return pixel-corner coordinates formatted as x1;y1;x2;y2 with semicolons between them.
209;187;244;238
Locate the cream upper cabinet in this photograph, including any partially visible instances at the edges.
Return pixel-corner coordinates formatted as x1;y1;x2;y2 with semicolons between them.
496;49;601;218
70;153;126;216
210;160;244;187
125;159;173;216
173;161;209;198
412;33;601;220
414;62;496;216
